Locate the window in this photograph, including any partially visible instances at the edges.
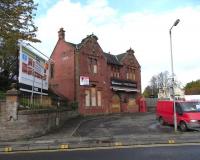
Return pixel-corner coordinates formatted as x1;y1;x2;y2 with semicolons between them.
126;73;129;79
132;70;136;80
91;87;96;106
127;67;136;81
50;63;54;78
89;58;97;74
85;90;90;107
97;91;102;106
111;66;120;78
84;88;102;107
93;64;97;73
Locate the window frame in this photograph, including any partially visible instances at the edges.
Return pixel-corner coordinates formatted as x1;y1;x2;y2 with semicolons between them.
85;90;90;107
84;88;102;107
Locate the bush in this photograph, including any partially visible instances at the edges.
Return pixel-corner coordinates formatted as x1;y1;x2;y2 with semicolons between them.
0;90;6;100
70;101;78;110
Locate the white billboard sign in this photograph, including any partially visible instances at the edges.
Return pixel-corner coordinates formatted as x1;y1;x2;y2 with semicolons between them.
18;44;49;95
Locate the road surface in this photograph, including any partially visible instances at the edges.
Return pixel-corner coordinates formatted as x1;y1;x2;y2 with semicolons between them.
0;144;199;160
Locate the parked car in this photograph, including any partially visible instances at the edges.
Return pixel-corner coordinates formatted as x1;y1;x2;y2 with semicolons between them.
156;100;200;131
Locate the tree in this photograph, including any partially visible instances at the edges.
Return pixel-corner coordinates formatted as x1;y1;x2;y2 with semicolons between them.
156;71;171;89
143;76;159;98
0;0;40;90
143;71;181;98
143;85;154;98
184;80;200;95
0;0;40;43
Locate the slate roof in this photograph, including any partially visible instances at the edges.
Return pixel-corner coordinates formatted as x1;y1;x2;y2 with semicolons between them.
116;53;126;62
103;52;122;66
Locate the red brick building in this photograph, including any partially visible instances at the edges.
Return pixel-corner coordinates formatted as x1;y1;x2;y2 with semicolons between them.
50;28;141;115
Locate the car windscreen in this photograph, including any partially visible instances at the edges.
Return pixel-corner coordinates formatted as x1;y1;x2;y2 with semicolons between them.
178;102;200;112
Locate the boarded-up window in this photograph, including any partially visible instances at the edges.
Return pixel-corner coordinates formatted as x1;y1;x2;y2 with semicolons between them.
91;87;96;106
85;88;101;107
85;90;90;107
97;91;101;106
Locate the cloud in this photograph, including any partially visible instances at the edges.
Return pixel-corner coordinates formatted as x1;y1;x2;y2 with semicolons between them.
33;0;200;90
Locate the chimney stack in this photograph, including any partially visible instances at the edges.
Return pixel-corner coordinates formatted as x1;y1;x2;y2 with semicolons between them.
58;28;65;40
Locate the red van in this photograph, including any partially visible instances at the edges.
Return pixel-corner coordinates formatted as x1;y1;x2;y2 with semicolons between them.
156;100;200;131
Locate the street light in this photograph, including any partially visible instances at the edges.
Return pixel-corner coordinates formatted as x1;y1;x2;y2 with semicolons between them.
169;19;180;132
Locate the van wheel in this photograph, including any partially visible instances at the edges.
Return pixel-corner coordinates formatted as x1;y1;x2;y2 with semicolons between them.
159;117;165;125
180;121;187;132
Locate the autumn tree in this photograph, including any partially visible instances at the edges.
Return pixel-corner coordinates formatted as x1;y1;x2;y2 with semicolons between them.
184;80;200;95
0;0;40;90
143;85;154;98
0;0;40;43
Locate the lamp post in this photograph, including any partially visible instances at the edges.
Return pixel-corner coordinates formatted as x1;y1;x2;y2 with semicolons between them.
169;19;180;132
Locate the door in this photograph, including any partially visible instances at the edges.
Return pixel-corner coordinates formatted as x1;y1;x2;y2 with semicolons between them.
127;98;139;112
111;94;121;113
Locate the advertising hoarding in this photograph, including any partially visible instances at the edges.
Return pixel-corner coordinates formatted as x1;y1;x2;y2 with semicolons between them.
18;44;49;95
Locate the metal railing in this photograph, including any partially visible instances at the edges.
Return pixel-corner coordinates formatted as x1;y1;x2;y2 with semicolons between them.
19;93;52;109
19;92;69;110
0;90;72;110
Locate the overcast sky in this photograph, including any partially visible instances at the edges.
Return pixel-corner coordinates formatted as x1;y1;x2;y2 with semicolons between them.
32;0;200;91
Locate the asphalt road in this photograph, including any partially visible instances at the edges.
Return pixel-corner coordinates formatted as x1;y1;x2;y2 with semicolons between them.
73;112;174;138
1;145;200;160
32;112;174;142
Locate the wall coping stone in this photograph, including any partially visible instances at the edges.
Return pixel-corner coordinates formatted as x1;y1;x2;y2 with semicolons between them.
18;108;74;115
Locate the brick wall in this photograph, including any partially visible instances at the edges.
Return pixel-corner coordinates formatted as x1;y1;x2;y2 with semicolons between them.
0;107;78;141
0;87;78;141
78;36;109;115
49;39;75;101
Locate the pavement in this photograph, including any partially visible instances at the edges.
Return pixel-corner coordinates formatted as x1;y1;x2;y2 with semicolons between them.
1;112;200;152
